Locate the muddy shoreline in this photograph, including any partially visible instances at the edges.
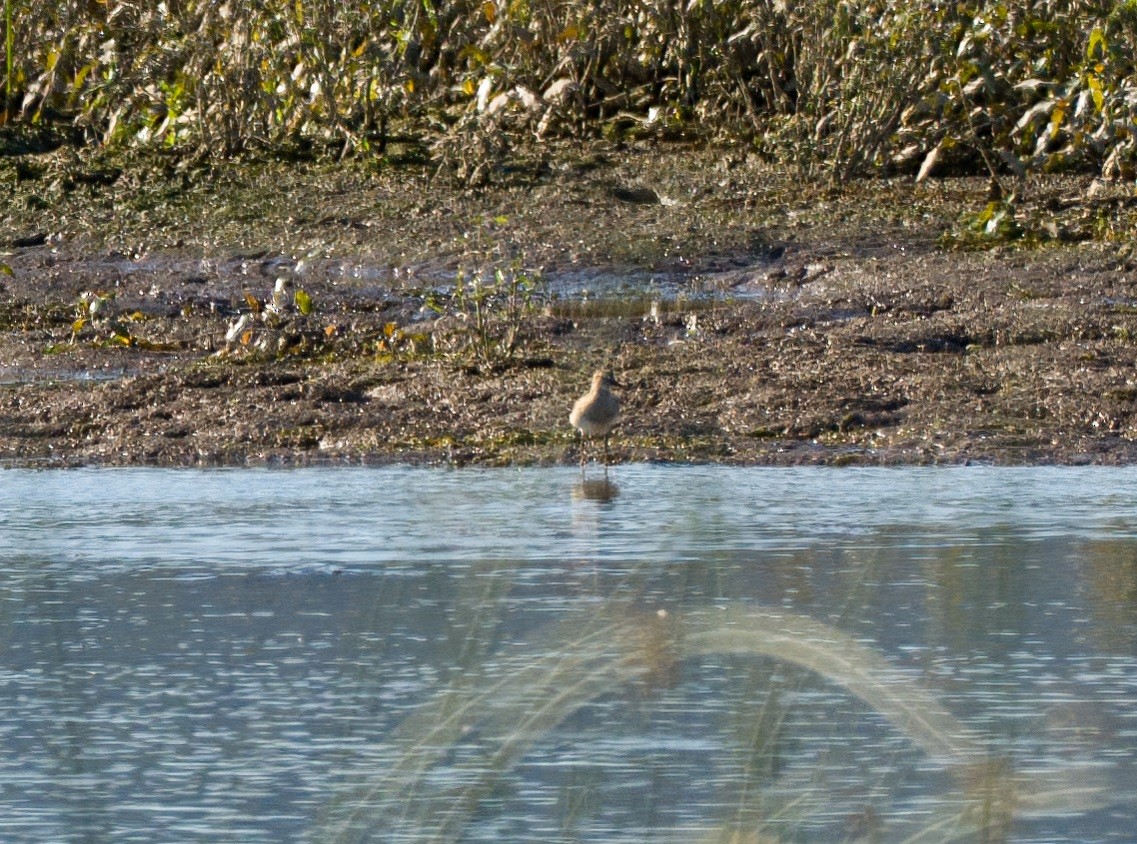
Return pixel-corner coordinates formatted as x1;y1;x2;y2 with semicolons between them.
4;144;1137;468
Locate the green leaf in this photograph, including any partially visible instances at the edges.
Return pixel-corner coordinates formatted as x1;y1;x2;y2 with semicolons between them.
1048;103;1065;139
294;289;313;315
0;262;12;276
1088;74;1104;114
1087;27;1106;61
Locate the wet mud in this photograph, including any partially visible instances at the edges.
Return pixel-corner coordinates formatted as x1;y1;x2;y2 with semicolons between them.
4;144;1137;467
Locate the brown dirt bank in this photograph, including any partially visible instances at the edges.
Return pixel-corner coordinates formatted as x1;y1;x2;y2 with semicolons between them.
4;144;1137;467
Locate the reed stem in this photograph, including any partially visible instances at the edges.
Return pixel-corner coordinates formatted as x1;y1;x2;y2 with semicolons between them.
3;0;12;121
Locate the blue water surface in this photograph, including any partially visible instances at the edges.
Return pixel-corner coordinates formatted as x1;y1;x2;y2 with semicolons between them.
1;465;1135;842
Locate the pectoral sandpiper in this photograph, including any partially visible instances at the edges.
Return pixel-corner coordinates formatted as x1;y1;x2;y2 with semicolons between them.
570;370;620;467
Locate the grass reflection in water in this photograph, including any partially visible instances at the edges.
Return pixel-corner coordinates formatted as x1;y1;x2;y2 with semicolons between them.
320;601;1120;843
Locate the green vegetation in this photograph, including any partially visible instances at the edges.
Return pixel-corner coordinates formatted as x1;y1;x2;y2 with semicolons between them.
446;265;545;365
2;1;1137;182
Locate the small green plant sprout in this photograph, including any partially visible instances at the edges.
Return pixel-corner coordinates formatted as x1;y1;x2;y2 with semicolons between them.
294;288;313;315
943;198;1026;248
421;290;446;316
971;200;1023;241
69;290;170;350
71;290;129;346
376;321;402;361
220;278;320;357
375;320;433;364
450;264;544;366
260;278;314;321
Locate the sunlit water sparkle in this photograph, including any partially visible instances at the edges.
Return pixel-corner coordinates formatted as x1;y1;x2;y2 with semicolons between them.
2;465;1136;842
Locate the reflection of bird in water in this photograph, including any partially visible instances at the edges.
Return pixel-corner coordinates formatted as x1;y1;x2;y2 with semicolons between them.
571;478;619;502
569;370;620;469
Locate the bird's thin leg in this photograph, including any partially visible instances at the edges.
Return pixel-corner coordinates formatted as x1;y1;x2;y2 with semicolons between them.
578;431;587;471
603;433;610;467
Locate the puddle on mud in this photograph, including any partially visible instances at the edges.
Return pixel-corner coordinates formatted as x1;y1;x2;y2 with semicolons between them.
14;241;789;303
2;465;1136;842
0;364;130;387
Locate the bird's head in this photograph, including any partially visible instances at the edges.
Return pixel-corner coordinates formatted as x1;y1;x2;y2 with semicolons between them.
595;370;620;389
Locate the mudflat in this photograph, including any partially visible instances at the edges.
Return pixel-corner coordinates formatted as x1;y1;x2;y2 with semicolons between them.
3;143;1137;467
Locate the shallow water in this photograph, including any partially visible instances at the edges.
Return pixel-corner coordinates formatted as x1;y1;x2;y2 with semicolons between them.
58;247;775;305
2;465;1136;842
0;364;130;388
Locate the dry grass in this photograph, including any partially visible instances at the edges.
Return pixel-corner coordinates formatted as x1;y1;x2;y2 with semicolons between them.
316;601;1116;842
2;1;1137;181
